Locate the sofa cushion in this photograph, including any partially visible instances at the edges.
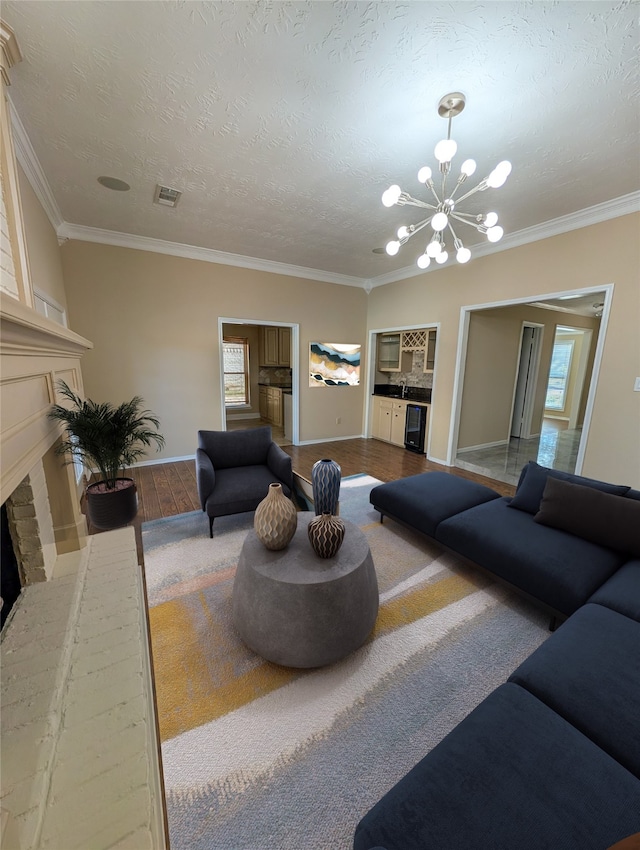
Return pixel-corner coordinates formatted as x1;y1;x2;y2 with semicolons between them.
436;497;625;615
353;683;640;850
369;472;500;538
508;460;630;515
534;477;640;557
588;560;640;622
509;603;640;779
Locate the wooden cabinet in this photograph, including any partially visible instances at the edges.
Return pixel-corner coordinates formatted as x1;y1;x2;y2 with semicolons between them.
423;329;437;373
259;386;268;419
390;401;407;446
372;397;393;440
371;397;407;447
260;326;290;366
261;386;283;426
278;327;291;367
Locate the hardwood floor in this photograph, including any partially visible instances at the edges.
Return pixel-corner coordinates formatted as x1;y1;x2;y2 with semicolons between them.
87;438;514;563
122;437;515;526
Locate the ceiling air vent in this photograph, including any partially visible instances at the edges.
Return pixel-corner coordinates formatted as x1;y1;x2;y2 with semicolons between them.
153;184;182;208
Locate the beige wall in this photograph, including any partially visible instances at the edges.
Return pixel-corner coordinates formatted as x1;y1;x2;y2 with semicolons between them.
17;163;68;313
367;213;640;486
61;242;368;460
458;305;600;449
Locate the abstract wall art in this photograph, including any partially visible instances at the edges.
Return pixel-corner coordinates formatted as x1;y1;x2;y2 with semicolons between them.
309;343;361;387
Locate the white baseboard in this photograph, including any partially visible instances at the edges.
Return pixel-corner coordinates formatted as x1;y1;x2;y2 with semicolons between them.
457;440;509;454
297;434;364;446
131;454;196;468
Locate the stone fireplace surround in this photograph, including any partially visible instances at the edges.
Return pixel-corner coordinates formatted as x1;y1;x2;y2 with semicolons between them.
0;295;168;849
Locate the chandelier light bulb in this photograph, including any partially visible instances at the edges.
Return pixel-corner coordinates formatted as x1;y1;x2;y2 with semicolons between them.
486;160;512;189
382;184;402;207
456;246;471;263
431;211;448;231
417;254;431;269
484;211;499;227
426;240;442;258
385;239;401;255
460;159;476;176
417;166;432;183
486;225;504;243
434;139;457;163
397;226;409;239
435;250;449;264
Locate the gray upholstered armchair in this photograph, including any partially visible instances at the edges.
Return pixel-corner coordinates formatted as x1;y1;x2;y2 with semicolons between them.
196;426;293;537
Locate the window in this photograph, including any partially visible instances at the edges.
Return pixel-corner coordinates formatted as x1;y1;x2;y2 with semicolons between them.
223;337;249;406
545;339;574;411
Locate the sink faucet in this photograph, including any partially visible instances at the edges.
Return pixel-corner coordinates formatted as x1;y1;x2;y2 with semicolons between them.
399;378;407;399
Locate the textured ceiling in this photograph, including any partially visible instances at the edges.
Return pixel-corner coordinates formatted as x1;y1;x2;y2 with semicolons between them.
2;1;639;282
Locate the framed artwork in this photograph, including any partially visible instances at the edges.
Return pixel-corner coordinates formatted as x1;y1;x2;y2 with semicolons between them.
309;343;361;387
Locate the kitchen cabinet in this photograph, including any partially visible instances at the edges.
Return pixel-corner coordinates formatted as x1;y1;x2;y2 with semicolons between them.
260;326;290;367
423;329;437;373
371;397;407;447
278;327;291;367
376;332;413;373
266;386;283;427
259;386;268;419
390;401;407;446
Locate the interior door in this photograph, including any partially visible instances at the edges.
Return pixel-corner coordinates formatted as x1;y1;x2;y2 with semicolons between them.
511;325;542;438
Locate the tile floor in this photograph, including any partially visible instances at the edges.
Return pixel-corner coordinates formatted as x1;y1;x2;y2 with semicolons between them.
455;419;582;486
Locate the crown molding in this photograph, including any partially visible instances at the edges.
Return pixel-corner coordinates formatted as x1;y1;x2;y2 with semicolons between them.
368;190;640;288
56;223;366;288
8;96;64;231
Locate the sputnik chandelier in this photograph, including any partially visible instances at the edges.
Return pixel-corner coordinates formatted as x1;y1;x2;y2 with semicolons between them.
382;92;512;268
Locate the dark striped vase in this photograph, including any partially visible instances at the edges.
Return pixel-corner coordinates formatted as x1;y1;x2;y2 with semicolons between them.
311;458;341;516
308;512;345;559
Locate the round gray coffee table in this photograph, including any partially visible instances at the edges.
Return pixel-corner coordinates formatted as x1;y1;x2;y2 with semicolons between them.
232;512;379;668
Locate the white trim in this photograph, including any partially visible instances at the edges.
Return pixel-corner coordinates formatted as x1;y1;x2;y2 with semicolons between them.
367;191;640;289
57;223;366;288
456;440;509;454
8;96;64;231
297;434;364;446
131;454;195;467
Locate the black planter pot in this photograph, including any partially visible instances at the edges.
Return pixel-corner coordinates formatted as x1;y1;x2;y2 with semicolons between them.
85;478;138;530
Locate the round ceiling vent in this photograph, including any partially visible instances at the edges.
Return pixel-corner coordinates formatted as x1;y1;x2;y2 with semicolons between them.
97;176;130;191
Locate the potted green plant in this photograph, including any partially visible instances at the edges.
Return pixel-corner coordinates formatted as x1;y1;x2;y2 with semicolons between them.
48;381;165;530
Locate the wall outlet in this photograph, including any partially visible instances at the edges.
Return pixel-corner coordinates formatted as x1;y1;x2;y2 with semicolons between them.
336;417;341;424
635;377;640;392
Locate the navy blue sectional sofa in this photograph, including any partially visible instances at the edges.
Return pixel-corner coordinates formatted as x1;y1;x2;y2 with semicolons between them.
354;462;640;850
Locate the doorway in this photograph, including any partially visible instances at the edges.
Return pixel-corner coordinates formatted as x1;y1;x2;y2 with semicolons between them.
450;285;611;486
218;318;299;447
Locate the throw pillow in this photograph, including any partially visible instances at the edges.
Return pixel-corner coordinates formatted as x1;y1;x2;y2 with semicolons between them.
534;476;640;556
508;460;630;514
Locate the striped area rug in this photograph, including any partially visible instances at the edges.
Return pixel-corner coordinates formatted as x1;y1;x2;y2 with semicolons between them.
142;474;549;850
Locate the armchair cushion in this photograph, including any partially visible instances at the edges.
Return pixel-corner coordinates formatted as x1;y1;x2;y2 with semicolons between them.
198;426;274;469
